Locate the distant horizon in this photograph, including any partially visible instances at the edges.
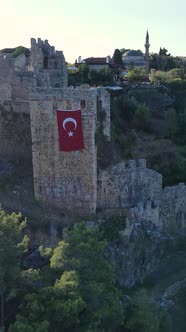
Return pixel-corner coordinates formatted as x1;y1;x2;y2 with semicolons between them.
0;0;186;63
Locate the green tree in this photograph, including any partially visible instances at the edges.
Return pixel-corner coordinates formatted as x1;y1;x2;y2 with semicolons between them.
127;67;148;83
0;210;28;331
10;271;85;332
113;49;123;66
150;68;182;84
167;107;177;139
125;289;172;332
13;223;124;331
88;67;114;86
159;47;169;56
133;104;150;131
120;48;130;55
78;63;89;82
150;48;177;71
176;106;186;144
12;46;27;58
50;223;124;331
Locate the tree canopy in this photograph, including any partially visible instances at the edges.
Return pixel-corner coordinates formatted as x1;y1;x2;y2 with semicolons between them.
112;48;123;66
0;210;29;331
150;48;177;71
11;223;124;331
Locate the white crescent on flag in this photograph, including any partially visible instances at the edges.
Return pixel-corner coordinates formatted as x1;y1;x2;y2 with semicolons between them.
62;117;77;131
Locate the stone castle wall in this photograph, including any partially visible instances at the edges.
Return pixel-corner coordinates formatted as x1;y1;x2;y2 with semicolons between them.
0;72;33;159
161;183;186;234
30;38;68;88
0;58;14;83
97;160;162;209
30;87;98;214
0;111;32;159
122;183;186;239
0;37;68;161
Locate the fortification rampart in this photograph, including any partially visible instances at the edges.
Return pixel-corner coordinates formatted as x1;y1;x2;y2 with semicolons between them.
97;160;162;209
122;182;186;238
0;71;33;159
160;183;186;234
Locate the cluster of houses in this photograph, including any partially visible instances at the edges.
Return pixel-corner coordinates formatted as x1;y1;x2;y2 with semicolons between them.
68;31;150;81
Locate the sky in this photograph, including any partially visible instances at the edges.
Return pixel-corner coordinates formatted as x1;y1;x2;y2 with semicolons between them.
0;0;186;63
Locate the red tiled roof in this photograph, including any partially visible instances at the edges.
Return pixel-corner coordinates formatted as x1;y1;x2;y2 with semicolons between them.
85;57;108;64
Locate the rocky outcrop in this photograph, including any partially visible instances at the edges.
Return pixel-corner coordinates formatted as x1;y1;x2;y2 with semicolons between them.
108;216;165;288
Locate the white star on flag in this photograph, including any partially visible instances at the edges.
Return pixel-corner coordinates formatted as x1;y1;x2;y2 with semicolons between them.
68;131;74;137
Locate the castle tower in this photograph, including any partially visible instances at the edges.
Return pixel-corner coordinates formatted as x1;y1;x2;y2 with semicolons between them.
29;88;98;215
29;38;68;88
144;30;150;72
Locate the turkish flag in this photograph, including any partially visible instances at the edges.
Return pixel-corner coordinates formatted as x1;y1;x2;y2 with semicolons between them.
56;109;85;152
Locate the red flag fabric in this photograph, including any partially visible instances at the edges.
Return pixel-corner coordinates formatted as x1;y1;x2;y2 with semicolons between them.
56;109;85;152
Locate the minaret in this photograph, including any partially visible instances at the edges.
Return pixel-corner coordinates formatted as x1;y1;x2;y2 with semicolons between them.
145;30;150;72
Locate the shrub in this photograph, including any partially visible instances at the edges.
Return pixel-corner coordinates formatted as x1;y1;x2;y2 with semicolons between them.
12;46;27;58
133;104;150;130
102;214;126;241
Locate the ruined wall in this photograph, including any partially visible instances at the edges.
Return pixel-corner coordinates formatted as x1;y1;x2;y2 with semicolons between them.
119;182;186;241
30;38;68;88
161;183;186;234
0;83;12;102
0;57;35;104
30;87;97;214
0;58;14;81
14;53;27;71
0;64;33;160
123;200;160;238
0;111;32;159
0;76;32;160
97;159;162;209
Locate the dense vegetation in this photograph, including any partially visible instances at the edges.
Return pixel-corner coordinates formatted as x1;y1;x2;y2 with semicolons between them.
0;209;171;331
69;64;115;87
110;78;186;186
69;54;186;186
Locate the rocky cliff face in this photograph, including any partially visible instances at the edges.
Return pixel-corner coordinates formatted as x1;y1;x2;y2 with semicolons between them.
108;219;166;288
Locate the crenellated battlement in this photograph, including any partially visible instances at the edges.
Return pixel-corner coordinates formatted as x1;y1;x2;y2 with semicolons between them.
31;38;56;56
30;38;68;88
125;159;147;169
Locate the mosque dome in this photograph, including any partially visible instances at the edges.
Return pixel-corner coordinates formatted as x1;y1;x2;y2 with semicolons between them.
123;50;143;57
122;49;146;68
